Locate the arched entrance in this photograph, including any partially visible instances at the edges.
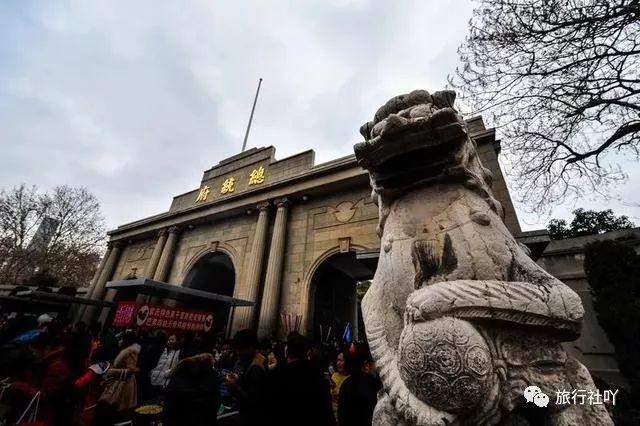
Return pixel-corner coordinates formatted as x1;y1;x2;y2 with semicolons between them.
183;252;235;336
310;251;376;343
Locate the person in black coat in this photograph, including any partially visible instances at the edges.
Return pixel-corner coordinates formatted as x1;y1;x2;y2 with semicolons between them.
224;329;268;426
337;348;382;426
163;353;221;426
269;332;335;426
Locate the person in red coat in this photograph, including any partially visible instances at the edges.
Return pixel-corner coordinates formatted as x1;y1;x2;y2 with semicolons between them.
73;345;112;426
10;333;75;426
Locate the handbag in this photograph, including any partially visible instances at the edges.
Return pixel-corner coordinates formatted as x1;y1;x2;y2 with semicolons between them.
99;369;127;407
16;391;44;426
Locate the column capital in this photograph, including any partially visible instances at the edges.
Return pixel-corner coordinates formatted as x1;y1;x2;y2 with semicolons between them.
108;240;124;250
274;197;290;209
256;201;271;212
167;225;181;235
157;228;168;238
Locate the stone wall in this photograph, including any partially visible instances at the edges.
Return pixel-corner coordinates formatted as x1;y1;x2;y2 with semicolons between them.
279;184;381;336
537;227;640;388
102;116;524;337
169;147;315;212
111;239;156;280
468;116;522;235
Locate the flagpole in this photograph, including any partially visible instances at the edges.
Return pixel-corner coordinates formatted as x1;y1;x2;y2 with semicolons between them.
241;77;263;152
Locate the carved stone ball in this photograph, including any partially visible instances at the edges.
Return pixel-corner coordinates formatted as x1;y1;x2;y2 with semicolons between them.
398;317;494;413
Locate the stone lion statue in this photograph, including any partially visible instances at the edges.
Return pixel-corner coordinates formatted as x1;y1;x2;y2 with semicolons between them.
354;90;613;425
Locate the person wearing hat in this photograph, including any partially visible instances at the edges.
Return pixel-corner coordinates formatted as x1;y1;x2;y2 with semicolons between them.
11;313;54;344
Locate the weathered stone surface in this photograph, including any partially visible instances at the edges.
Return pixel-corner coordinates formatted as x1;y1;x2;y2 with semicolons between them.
354;90;613;425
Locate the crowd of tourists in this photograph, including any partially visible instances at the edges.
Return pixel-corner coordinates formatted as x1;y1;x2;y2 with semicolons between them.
0;312;381;426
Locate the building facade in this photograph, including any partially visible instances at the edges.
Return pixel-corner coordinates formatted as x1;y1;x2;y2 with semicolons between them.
84;116;624;386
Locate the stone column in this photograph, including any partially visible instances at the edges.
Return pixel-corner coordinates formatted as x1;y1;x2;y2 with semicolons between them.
147;229;168;279
257;198;289;339
136;229;168;303
153;226;180;282
74;244;113;323
235;202;271;330
82;241;123;324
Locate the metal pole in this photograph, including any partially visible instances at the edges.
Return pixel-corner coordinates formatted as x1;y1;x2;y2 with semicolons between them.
241;78;263;152
226;305;237;340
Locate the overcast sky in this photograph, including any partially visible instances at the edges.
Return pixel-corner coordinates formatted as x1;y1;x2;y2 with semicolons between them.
1;0;638;232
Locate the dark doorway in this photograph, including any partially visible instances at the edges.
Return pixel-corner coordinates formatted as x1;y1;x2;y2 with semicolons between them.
183;252;235;336
311;252;376;344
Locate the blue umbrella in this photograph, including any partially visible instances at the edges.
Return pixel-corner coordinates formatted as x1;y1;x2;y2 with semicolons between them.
343;322;352;345
12;329;41;344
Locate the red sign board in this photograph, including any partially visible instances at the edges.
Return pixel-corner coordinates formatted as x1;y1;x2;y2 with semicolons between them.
112;302;137;328
112;302;214;332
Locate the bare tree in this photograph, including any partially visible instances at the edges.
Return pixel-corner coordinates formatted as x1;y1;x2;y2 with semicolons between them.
0;184;106;287
42;186;106;254
450;0;640;212
0;185;45;284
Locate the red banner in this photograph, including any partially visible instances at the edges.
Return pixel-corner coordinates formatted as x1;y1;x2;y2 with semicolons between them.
112;302;214;332
112;302;137;328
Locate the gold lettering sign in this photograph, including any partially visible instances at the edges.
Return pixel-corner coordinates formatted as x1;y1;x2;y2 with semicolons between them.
195;185;211;202
221;177;235;194
248;166;266;185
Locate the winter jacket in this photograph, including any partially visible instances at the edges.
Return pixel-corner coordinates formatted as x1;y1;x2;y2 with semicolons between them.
337;372;382;426
149;348;180;387
163;353;221;426
103;343;140;412
269;359;336;426
11;347;74;426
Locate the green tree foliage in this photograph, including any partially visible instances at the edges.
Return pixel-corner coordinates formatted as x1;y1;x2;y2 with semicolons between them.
451;0;640;212
356;280;371;301
548;208;634;239
584;240;640;422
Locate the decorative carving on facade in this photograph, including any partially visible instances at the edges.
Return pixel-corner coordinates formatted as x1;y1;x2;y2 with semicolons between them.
310;198;377;232
331;199;363;223
125;267;138;280
126;243;155;262
183;244;208;271
108;240;124;250
274;197;291;209
354;89;612;425
256;201;271;212
339;237;351;253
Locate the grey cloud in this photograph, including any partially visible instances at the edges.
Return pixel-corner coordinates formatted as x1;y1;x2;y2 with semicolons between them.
1;0;637;231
